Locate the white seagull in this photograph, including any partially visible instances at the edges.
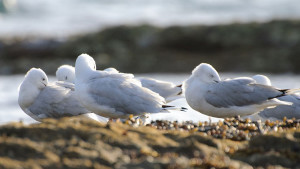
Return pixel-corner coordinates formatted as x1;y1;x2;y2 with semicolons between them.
183;63;294;118
136;77;182;103
104;67;183;102
252;74;271;86
57;66;182;103
74;54;185;119
56;64;109;123
243;75;300;121
56;65;75;83
18;68;90;122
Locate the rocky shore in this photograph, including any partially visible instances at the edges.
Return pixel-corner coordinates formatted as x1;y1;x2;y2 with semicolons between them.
0;117;299;169
1;20;300;74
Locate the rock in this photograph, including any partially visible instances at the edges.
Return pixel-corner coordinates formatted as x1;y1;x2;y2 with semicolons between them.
0;117;299;168
231;132;300;168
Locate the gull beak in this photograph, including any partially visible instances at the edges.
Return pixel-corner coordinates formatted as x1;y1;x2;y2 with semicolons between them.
214;80;219;83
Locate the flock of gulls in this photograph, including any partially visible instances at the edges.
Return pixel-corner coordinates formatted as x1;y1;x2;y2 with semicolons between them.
18;54;300;124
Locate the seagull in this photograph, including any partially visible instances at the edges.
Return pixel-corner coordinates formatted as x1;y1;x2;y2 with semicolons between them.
56;65;109;123
56;65;75;83
243;75;300;121
74;54;185;119
183;63;294;118
104;67;183;102
57;66;183;103
136;77;182;103
252;74;271;86
18;68;90;122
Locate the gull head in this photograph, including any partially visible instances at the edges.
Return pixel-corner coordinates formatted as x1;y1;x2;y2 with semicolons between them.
252;74;271;86
191;63;221;83
24;68;48;89
56;65;75;83
75;54;96;77
104;67;119;73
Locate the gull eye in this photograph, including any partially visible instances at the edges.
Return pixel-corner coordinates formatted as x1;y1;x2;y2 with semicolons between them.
210;74;214;78
65;76;68;80
42;78;45;81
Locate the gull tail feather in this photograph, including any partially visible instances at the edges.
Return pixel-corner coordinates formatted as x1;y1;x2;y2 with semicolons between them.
281;88;300;95
278;100;293;106
270;99;293;107
162;105;187;112
269;88;300;100
176;84;182;88
176;84;183;95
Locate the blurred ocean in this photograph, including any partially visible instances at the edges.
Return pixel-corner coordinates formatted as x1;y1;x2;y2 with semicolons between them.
1;0;300;38
2;73;300;125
